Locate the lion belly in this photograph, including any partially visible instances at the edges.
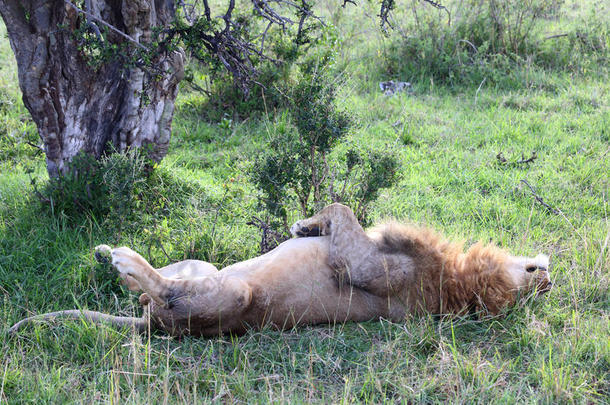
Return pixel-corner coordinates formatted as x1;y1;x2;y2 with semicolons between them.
230;237;407;329
148;237;408;336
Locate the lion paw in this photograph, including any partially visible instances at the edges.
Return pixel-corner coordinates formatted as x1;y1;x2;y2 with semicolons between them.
95;245;144;292
290;221;321;238
109;247;140;276
94;244;113;264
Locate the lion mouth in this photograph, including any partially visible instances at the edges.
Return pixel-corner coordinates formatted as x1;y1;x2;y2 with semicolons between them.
537;280;553;295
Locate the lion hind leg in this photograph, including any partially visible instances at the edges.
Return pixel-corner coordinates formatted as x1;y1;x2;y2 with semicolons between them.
290;204;373;270
290;204;391;291
290;203;362;238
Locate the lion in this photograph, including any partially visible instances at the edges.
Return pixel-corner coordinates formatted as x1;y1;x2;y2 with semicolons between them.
9;203;552;336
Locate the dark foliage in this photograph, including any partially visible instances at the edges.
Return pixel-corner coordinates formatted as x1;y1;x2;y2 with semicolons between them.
32;149;206;235
252;64;400;229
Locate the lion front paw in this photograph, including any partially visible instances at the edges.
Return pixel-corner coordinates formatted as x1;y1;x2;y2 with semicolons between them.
290;220;322;238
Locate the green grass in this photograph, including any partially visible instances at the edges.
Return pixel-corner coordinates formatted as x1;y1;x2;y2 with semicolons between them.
1;2;609;403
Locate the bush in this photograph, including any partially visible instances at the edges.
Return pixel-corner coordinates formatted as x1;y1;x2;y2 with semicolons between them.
32;151;146;224
32;149;207;234
252;67;400;229
382;0;608;88
335;148;401;222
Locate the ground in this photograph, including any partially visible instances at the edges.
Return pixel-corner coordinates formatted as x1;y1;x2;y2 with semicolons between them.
0;1;608;402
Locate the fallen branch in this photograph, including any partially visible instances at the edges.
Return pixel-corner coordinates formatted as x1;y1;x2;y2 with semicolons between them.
544;33;569;40
520;180;560;215
516;152;538;165
497;151;537;166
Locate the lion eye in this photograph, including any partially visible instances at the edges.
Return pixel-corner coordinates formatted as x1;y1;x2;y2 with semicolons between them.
526;266;538;273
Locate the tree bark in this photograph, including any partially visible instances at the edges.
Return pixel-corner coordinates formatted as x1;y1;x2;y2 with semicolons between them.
0;0;184;176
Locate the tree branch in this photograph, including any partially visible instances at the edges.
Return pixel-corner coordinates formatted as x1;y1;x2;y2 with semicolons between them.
63;0;149;50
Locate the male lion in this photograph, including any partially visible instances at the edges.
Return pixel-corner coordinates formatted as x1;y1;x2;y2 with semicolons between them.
10;203;551;336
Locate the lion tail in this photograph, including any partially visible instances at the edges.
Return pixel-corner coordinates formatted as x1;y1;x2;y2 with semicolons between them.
8;310;148;336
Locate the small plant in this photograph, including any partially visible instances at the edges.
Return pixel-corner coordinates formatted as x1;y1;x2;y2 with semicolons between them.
32;150;148;230
331;148;401;223
32;148;208;239
252;67;400;230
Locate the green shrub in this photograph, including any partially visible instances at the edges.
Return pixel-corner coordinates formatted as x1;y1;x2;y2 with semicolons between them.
32;151;147;223
383;0;608;88
252;67;400;229
32;149;207;234
336;148;401;223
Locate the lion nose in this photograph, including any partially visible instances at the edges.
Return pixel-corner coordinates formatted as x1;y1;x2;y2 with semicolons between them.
537;273;553;293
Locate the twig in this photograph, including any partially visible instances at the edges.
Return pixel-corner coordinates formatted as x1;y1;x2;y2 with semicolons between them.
458;39;478;53
422;0;447;10
378;0;395;32
247;216;288;254
521;179;588;250
30;178;51;205
259;21;273;55
474;77;486;105
26;141;44;155
422;0;451;25
156;239;172;262
544;33;569;40
520;180;559;215
516;152;538;164
83;0;102;42
183;76;212;96
496;151;537;166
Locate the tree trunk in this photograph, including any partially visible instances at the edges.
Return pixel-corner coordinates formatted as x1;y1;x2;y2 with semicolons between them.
0;0;184;176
